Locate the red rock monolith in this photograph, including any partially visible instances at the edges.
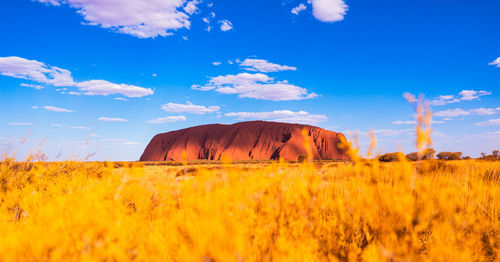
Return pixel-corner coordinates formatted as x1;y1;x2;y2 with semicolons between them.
140;121;348;161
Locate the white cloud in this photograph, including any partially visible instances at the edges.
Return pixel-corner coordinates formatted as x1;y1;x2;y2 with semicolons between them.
8;123;33;126
392;120;416;125
21;83;44;89
392;120;445;125
459;90;491;101
291;3;307;15
51;123;63;127
124;141;142;145
75;80;153;97
434;107;499;117
475;118;500;127
469;108;498;115
311;0;348;22
69;126;90;130
488;57;500;67
44;105;73;113
239;58;297;73
184;0;199;15
430;90;491;106
212;61;222;66
0;56;74;86
219;19;233;31
114;97;128;101
31;106;39;109
34;0;201;38
225;110;327;124
147;115;186;124
152;73;158;77
68;91;81;95
0;56;153;98
161;101;220;114
373;129;413;137
194;72;317;101
98;117;128;122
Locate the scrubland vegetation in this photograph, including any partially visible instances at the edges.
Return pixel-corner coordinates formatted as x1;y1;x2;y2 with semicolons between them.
0;96;499;261
1;156;499;261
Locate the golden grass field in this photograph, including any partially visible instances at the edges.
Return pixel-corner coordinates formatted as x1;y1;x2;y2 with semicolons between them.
1;158;499;261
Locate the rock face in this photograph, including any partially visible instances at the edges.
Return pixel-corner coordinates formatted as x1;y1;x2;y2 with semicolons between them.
140;121;349;161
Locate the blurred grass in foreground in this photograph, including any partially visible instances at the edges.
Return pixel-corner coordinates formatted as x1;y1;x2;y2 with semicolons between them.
0;159;499;261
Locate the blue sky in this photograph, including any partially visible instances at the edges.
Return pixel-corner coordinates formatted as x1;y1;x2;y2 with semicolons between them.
1;0;499;160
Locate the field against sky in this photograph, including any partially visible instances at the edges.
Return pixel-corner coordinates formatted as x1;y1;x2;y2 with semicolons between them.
0;0;499;160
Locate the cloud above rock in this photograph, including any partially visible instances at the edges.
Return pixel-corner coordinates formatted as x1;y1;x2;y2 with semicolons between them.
0;56;153;98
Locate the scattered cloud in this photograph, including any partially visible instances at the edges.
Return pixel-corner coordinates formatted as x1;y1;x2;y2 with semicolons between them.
488;57;500;67
51;123;63;127
291;3;307;15
161;101;220;114
0;56;153;98
68;91;81;95
21;83;44;89
98;117;128;122
184;0;199;15
0;56;74;86
69;126;90;130
147;115;186;124
219;19;233;31
212;61;222;66
475;118;500;127
75;80;153;97
193;72;317;101
8;122;33;126
225;110;327;124
34;0;201;38
311;0;348;22
430;90;491;106
372;128;413;137
392;120;445;125
434;107;500;117
124;142;142;145
31;106;39;109
152;73;157;77
44;105;73;113
114;97;128;101
239;58;297;73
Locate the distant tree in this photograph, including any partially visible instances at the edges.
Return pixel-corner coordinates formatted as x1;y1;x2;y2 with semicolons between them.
423;148;436;160
406;152;418;161
297;155;307;163
479;150;500;160
436;151;462;160
406;148;435;161
379;152;405;162
463;156;471;160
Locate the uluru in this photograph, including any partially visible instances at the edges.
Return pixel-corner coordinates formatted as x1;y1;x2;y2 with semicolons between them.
140;121;349;161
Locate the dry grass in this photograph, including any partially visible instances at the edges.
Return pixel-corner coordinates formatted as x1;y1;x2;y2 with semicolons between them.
0;158;499;261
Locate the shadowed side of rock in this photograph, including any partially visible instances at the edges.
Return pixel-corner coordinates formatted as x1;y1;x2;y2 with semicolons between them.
139;121;349;161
